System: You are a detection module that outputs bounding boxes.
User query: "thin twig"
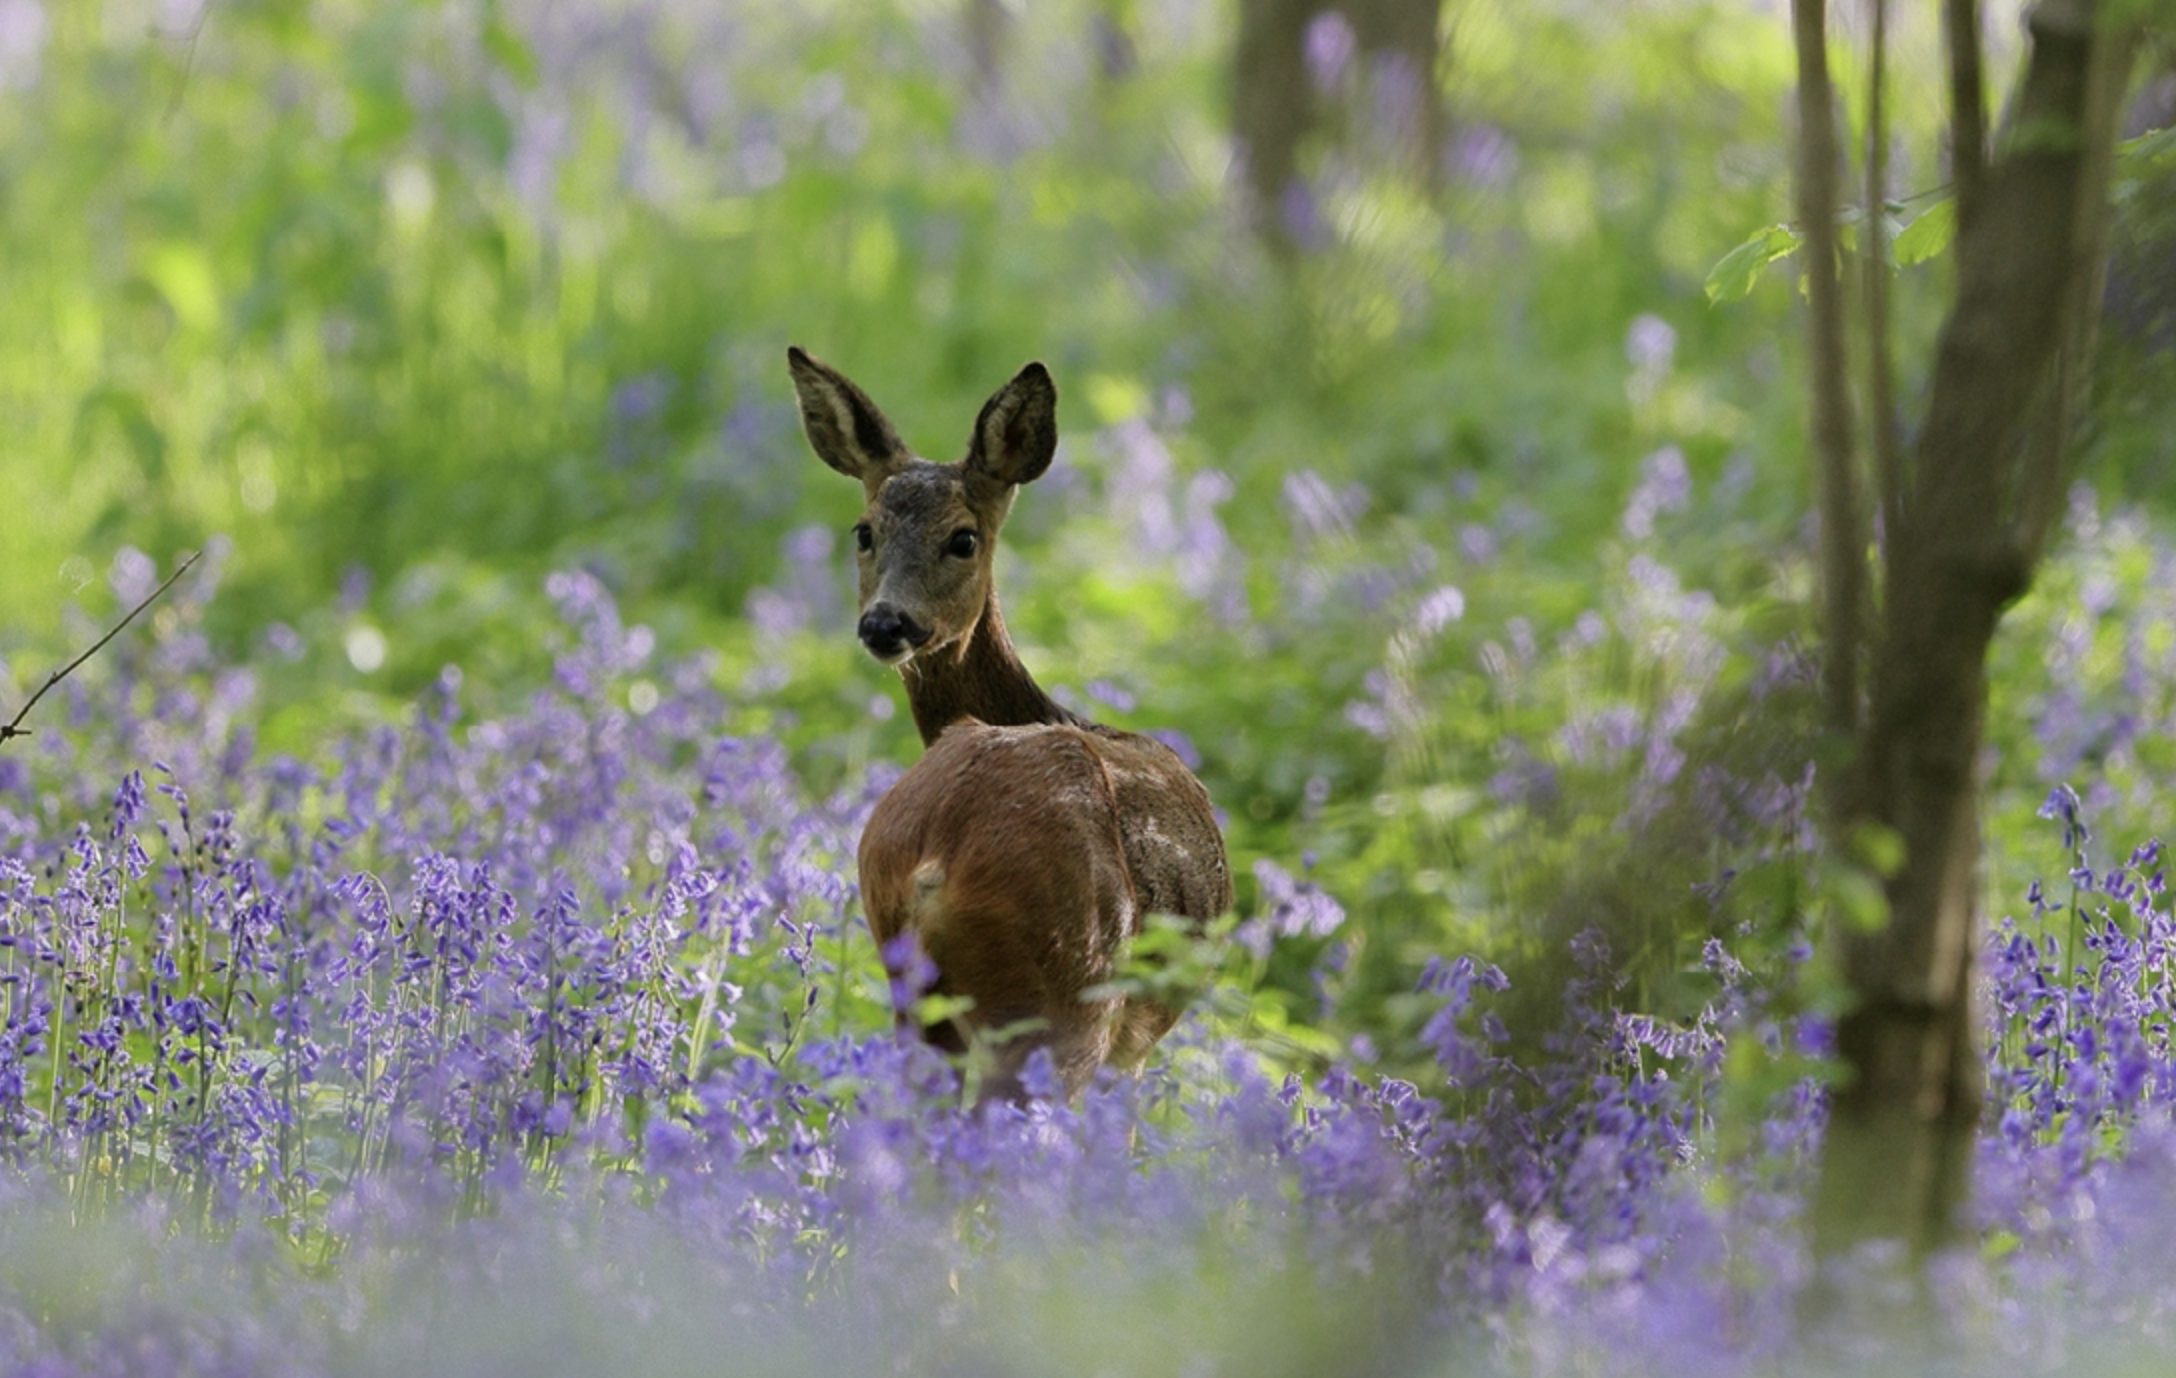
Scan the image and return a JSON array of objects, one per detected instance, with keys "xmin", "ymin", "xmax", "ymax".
[
  {"xmin": 0, "ymin": 551, "xmax": 203, "ymax": 745},
  {"xmin": 162, "ymin": 0, "xmax": 219, "ymax": 122}
]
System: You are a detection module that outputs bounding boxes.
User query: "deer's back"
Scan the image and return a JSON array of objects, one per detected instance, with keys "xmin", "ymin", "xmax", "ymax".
[{"xmin": 858, "ymin": 720, "xmax": 1230, "ymax": 965}]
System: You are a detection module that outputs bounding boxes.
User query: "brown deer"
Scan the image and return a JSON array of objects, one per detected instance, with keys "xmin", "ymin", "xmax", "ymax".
[{"xmin": 787, "ymin": 347, "xmax": 1233, "ymax": 1101}]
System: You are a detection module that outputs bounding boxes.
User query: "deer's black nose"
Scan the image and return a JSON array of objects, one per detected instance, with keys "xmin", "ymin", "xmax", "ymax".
[{"xmin": 858, "ymin": 605, "xmax": 931, "ymax": 659}]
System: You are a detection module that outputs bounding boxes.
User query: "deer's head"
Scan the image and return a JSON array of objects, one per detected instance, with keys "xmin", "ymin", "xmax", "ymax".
[{"xmin": 788, "ymin": 347, "xmax": 1057, "ymax": 666}]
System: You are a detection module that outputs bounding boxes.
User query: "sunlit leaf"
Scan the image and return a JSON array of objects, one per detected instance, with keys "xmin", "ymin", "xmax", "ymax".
[
  {"xmin": 1832, "ymin": 869, "xmax": 1890, "ymax": 934},
  {"xmin": 1893, "ymin": 199, "xmax": 1957, "ymax": 266},
  {"xmin": 2116, "ymin": 124, "xmax": 2176, "ymax": 201},
  {"xmin": 909, "ymin": 993, "xmax": 976, "ymax": 1028},
  {"xmin": 2118, "ymin": 123, "xmax": 2176, "ymax": 167},
  {"xmin": 1084, "ymin": 374, "xmax": 1150, "ymax": 425},
  {"xmin": 1704, "ymin": 224, "xmax": 1802, "ymax": 304},
  {"xmin": 140, "ymin": 244, "xmax": 221, "ymax": 333}
]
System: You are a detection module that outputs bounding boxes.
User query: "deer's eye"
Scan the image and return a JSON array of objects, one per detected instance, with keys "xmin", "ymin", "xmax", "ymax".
[
  {"xmin": 853, "ymin": 523, "xmax": 873, "ymax": 553},
  {"xmin": 945, "ymin": 529, "xmax": 979, "ymax": 559}
]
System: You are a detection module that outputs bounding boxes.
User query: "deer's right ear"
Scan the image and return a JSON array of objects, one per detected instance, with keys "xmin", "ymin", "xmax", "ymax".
[
  {"xmin": 965, "ymin": 361, "xmax": 1057, "ymax": 489},
  {"xmin": 788, "ymin": 347, "xmax": 909, "ymax": 492}
]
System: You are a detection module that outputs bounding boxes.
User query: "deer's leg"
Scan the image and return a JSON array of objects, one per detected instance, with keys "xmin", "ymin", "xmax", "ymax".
[
  {"xmin": 899, "ymin": 969, "xmax": 972, "ymax": 1056},
  {"xmin": 936, "ymin": 890, "xmax": 1128, "ymax": 1105},
  {"xmin": 974, "ymin": 1005, "xmax": 1118, "ymax": 1105},
  {"xmin": 1106, "ymin": 998, "xmax": 1182, "ymax": 1070}
]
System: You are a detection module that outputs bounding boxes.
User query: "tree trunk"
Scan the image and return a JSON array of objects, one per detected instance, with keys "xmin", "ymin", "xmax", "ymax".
[
  {"xmin": 1813, "ymin": 0, "xmax": 2130, "ymax": 1257},
  {"xmin": 1233, "ymin": 0, "xmax": 1319, "ymax": 249},
  {"xmin": 1232, "ymin": 0, "xmax": 1447, "ymax": 248},
  {"xmin": 1945, "ymin": 0, "xmax": 1988, "ymax": 229},
  {"xmin": 1347, "ymin": 0, "xmax": 1449, "ymax": 188},
  {"xmin": 1791, "ymin": 0, "xmax": 1866, "ymax": 751},
  {"xmin": 1864, "ymin": 0, "xmax": 1904, "ymax": 550}
]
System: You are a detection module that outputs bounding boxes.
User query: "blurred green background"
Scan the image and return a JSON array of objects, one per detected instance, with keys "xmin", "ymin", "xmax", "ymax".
[
  {"xmin": 3, "ymin": 0, "xmax": 1834, "ymax": 642},
  {"xmin": 5, "ymin": 0, "xmax": 2173, "ymax": 1059}
]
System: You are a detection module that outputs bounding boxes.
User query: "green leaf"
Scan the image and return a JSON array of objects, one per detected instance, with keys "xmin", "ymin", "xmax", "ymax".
[
  {"xmin": 1704, "ymin": 224, "xmax": 1803, "ymax": 304},
  {"xmin": 1893, "ymin": 199, "xmax": 1957, "ymax": 266},
  {"xmin": 1848, "ymin": 822, "xmax": 1907, "ymax": 878},
  {"xmin": 909, "ymin": 993, "xmax": 976, "ymax": 1029},
  {"xmin": 2006, "ymin": 115, "xmax": 2086, "ymax": 158},
  {"xmin": 141, "ymin": 243, "xmax": 221, "ymax": 332},
  {"xmin": 2116, "ymin": 125, "xmax": 2176, "ymax": 202},
  {"xmin": 2117, "ymin": 124, "xmax": 2176, "ymax": 169},
  {"xmin": 1831, "ymin": 868, "xmax": 1890, "ymax": 934},
  {"xmin": 1083, "ymin": 373, "xmax": 1150, "ymax": 425}
]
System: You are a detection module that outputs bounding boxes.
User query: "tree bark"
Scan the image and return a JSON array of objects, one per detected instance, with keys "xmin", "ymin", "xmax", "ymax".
[
  {"xmin": 2018, "ymin": 26, "xmax": 2133, "ymax": 563},
  {"xmin": 1347, "ymin": 0, "xmax": 1449, "ymax": 189},
  {"xmin": 1232, "ymin": 0, "xmax": 1447, "ymax": 248},
  {"xmin": 1945, "ymin": 0, "xmax": 1988, "ymax": 229},
  {"xmin": 1791, "ymin": 0, "xmax": 1867, "ymax": 748},
  {"xmin": 1233, "ymin": 0, "xmax": 1318, "ymax": 249},
  {"xmin": 1864, "ymin": 0, "xmax": 1904, "ymax": 550},
  {"xmin": 1813, "ymin": 0, "xmax": 2129, "ymax": 1257}
]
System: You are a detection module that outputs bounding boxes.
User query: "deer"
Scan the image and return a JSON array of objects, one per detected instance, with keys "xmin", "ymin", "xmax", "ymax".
[{"xmin": 787, "ymin": 346, "xmax": 1233, "ymax": 1102}]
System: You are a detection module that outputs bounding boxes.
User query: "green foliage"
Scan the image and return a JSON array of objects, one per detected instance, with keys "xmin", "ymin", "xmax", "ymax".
[
  {"xmin": 1892, "ymin": 199, "xmax": 1957, "ymax": 265},
  {"xmin": 1706, "ymin": 126, "xmax": 2176, "ymax": 290},
  {"xmin": 4, "ymin": 0, "xmax": 2169, "ymax": 1072},
  {"xmin": 1704, "ymin": 224, "xmax": 1804, "ymax": 303}
]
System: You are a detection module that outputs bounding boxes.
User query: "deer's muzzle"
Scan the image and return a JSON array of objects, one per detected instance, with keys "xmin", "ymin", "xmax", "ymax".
[{"xmin": 859, "ymin": 605, "xmax": 932, "ymax": 664}]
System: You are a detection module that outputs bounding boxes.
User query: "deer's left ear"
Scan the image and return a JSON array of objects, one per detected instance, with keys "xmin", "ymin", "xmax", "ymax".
[
  {"xmin": 788, "ymin": 346, "xmax": 910, "ymax": 495},
  {"xmin": 965, "ymin": 362, "xmax": 1057, "ymax": 488}
]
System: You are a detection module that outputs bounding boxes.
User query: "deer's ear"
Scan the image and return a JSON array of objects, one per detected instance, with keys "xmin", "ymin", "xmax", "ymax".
[
  {"xmin": 965, "ymin": 362, "xmax": 1057, "ymax": 488},
  {"xmin": 788, "ymin": 347, "xmax": 909, "ymax": 491}
]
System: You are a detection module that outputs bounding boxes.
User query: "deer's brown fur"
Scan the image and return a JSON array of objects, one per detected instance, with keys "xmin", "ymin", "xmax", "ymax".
[{"xmin": 788, "ymin": 347, "xmax": 1233, "ymax": 1100}]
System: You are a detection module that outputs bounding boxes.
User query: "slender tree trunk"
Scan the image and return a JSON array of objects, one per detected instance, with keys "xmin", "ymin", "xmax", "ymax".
[
  {"xmin": 1863, "ymin": 0, "xmax": 1904, "ymax": 549},
  {"xmin": 1791, "ymin": 0, "xmax": 1866, "ymax": 749},
  {"xmin": 1946, "ymin": 0, "xmax": 1988, "ymax": 228},
  {"xmin": 1348, "ymin": 0, "xmax": 1449, "ymax": 188},
  {"xmin": 1813, "ymin": 0, "xmax": 2130, "ymax": 1257},
  {"xmin": 1233, "ymin": 0, "xmax": 1317, "ymax": 249},
  {"xmin": 1232, "ymin": 0, "xmax": 1448, "ymax": 248},
  {"xmin": 2019, "ymin": 28, "xmax": 2133, "ymax": 561}
]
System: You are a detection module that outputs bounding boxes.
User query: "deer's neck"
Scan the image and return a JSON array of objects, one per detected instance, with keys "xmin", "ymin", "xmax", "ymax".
[{"xmin": 900, "ymin": 591, "xmax": 1079, "ymax": 746}]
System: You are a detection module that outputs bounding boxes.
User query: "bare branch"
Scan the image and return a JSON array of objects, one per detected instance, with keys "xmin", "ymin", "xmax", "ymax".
[{"xmin": 0, "ymin": 551, "xmax": 204, "ymax": 746}]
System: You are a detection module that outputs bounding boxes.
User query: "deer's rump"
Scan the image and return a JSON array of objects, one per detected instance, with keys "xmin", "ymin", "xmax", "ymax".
[
  {"xmin": 1074, "ymin": 722, "xmax": 1233, "ymax": 921},
  {"xmin": 857, "ymin": 719, "xmax": 1231, "ymax": 1085}
]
